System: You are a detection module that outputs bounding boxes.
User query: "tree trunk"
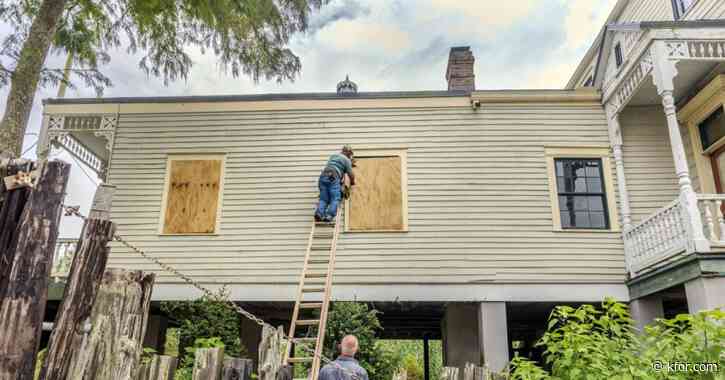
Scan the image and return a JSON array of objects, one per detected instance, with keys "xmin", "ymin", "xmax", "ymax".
[
  {"xmin": 222, "ymin": 358, "xmax": 253, "ymax": 380},
  {"xmin": 0, "ymin": 0, "xmax": 68, "ymax": 156},
  {"xmin": 0, "ymin": 160, "xmax": 71, "ymax": 380},
  {"xmin": 0, "ymin": 160, "xmax": 33, "ymax": 297},
  {"xmin": 39, "ymin": 218, "xmax": 116, "ymax": 380},
  {"xmin": 192, "ymin": 347, "xmax": 224, "ymax": 380},
  {"xmin": 67, "ymin": 268, "xmax": 155, "ymax": 380}
]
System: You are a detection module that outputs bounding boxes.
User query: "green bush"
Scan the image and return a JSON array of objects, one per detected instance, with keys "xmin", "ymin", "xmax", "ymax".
[
  {"xmin": 320, "ymin": 302, "xmax": 400, "ymax": 379},
  {"xmin": 160, "ymin": 288, "xmax": 245, "ymax": 358},
  {"xmin": 510, "ymin": 298, "xmax": 725, "ymax": 380}
]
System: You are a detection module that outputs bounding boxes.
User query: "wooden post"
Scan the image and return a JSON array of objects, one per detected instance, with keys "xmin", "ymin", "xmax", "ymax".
[
  {"xmin": 192, "ymin": 347, "xmax": 224, "ymax": 380},
  {"xmin": 423, "ymin": 337, "xmax": 430, "ymax": 380},
  {"xmin": 67, "ymin": 269, "xmax": 155, "ymax": 380},
  {"xmin": 137, "ymin": 355, "xmax": 177, "ymax": 380},
  {"xmin": 258, "ymin": 325, "xmax": 285, "ymax": 380},
  {"xmin": 222, "ymin": 358, "xmax": 253, "ymax": 380},
  {"xmin": 40, "ymin": 185, "xmax": 116, "ymax": 380},
  {"xmin": 0, "ymin": 159, "xmax": 33, "ymax": 297},
  {"xmin": 441, "ymin": 367, "xmax": 459, "ymax": 380},
  {"xmin": 0, "ymin": 160, "xmax": 70, "ymax": 380}
]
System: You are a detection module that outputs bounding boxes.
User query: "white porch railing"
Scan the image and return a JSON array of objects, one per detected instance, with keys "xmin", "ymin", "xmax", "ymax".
[
  {"xmin": 624, "ymin": 198, "xmax": 689, "ymax": 275},
  {"xmin": 624, "ymin": 193, "xmax": 725, "ymax": 276},
  {"xmin": 697, "ymin": 194, "xmax": 725, "ymax": 245},
  {"xmin": 51, "ymin": 238, "xmax": 78, "ymax": 279}
]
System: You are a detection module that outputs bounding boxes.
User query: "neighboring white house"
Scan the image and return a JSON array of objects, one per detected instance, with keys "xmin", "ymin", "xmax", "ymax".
[{"xmin": 40, "ymin": 0, "xmax": 725, "ymax": 374}]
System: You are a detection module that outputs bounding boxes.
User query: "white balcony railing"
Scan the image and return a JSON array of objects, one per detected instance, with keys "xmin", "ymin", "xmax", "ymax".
[
  {"xmin": 624, "ymin": 193, "xmax": 725, "ymax": 277},
  {"xmin": 624, "ymin": 198, "xmax": 689, "ymax": 275},
  {"xmin": 51, "ymin": 238, "xmax": 78, "ymax": 279}
]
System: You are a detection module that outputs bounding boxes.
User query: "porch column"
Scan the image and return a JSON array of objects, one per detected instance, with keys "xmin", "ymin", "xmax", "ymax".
[
  {"xmin": 685, "ymin": 277, "xmax": 725, "ymax": 313},
  {"xmin": 605, "ymin": 103, "xmax": 632, "ymax": 230},
  {"xmin": 650, "ymin": 41, "xmax": 709, "ymax": 251},
  {"xmin": 629, "ymin": 295, "xmax": 663, "ymax": 333},
  {"xmin": 478, "ymin": 302, "xmax": 509, "ymax": 373}
]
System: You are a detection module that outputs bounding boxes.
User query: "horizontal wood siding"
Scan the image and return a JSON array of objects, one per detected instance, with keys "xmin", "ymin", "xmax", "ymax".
[
  {"xmin": 685, "ymin": 0, "xmax": 725, "ymax": 19},
  {"xmin": 617, "ymin": 0, "xmax": 674, "ymax": 22},
  {"xmin": 105, "ymin": 102, "xmax": 625, "ymax": 286},
  {"xmin": 620, "ymin": 106, "xmax": 700, "ymax": 225}
]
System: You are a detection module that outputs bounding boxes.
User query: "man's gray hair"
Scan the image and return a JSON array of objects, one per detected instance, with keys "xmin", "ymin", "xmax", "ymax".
[{"xmin": 340, "ymin": 335, "xmax": 359, "ymax": 356}]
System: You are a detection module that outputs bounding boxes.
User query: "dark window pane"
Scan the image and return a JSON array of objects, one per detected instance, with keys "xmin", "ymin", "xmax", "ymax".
[
  {"xmin": 587, "ymin": 178, "xmax": 602, "ymax": 193},
  {"xmin": 559, "ymin": 196, "xmax": 571, "ymax": 211},
  {"xmin": 555, "ymin": 161, "xmax": 563, "ymax": 173},
  {"xmin": 560, "ymin": 211, "xmax": 571, "ymax": 228},
  {"xmin": 574, "ymin": 211, "xmax": 590, "ymax": 228},
  {"xmin": 574, "ymin": 196, "xmax": 589, "ymax": 211},
  {"xmin": 585, "ymin": 162, "xmax": 600, "ymax": 177},
  {"xmin": 557, "ymin": 176, "xmax": 566, "ymax": 192},
  {"xmin": 575, "ymin": 178, "xmax": 587, "ymax": 192},
  {"xmin": 574, "ymin": 165, "xmax": 586, "ymax": 178},
  {"xmin": 590, "ymin": 212, "xmax": 606, "ymax": 228},
  {"xmin": 698, "ymin": 107, "xmax": 725, "ymax": 150},
  {"xmin": 588, "ymin": 196, "xmax": 604, "ymax": 211}
]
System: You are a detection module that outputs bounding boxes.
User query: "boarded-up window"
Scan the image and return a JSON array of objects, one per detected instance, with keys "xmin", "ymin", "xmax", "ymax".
[
  {"xmin": 162, "ymin": 157, "xmax": 223, "ymax": 234},
  {"xmin": 347, "ymin": 155, "xmax": 406, "ymax": 231}
]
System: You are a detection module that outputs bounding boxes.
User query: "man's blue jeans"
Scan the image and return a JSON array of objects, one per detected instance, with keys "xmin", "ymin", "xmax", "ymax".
[{"xmin": 316, "ymin": 175, "xmax": 341, "ymax": 221}]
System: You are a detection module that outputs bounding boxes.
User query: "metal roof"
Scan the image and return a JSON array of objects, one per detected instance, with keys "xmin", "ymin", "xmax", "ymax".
[{"xmin": 43, "ymin": 90, "xmax": 469, "ymax": 105}]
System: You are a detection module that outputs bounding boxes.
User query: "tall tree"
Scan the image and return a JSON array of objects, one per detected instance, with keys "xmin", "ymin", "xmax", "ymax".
[{"xmin": 0, "ymin": 0, "xmax": 325, "ymax": 156}]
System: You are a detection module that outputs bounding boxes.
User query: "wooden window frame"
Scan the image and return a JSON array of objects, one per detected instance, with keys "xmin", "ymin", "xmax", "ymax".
[
  {"xmin": 158, "ymin": 154, "xmax": 226, "ymax": 236},
  {"xmin": 672, "ymin": 0, "xmax": 694, "ymax": 20},
  {"xmin": 680, "ymin": 75, "xmax": 725, "ymax": 195},
  {"xmin": 344, "ymin": 149, "xmax": 408, "ymax": 233},
  {"xmin": 545, "ymin": 147, "xmax": 620, "ymax": 232}
]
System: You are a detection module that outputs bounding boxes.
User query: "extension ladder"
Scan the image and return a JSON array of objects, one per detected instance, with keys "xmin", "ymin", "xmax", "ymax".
[{"xmin": 284, "ymin": 205, "xmax": 343, "ymax": 379}]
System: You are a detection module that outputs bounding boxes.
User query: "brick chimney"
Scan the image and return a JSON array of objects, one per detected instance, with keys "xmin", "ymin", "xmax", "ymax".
[{"xmin": 445, "ymin": 46, "xmax": 475, "ymax": 92}]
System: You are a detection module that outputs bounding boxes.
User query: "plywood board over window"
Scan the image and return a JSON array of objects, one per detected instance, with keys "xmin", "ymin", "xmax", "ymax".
[
  {"xmin": 346, "ymin": 150, "xmax": 408, "ymax": 232},
  {"xmin": 160, "ymin": 155, "xmax": 225, "ymax": 235}
]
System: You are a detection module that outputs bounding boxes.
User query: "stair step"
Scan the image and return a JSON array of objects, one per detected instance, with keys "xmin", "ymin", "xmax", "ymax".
[
  {"xmin": 315, "ymin": 222, "xmax": 335, "ymax": 227},
  {"xmin": 296, "ymin": 319, "xmax": 320, "ymax": 326},
  {"xmin": 288, "ymin": 357, "xmax": 314, "ymax": 363},
  {"xmin": 299, "ymin": 303, "xmax": 323, "ymax": 309},
  {"xmin": 302, "ymin": 287, "xmax": 325, "ymax": 293},
  {"xmin": 305, "ymin": 272, "xmax": 328, "ymax": 278},
  {"xmin": 310, "ymin": 246, "xmax": 330, "ymax": 251}
]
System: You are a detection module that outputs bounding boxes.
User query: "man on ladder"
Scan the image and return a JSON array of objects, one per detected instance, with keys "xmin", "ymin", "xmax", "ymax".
[{"xmin": 315, "ymin": 145, "xmax": 356, "ymax": 222}]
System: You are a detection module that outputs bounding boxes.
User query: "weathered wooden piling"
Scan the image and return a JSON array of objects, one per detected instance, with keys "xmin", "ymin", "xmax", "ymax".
[
  {"xmin": 40, "ymin": 185, "xmax": 116, "ymax": 380},
  {"xmin": 192, "ymin": 347, "xmax": 224, "ymax": 380},
  {"xmin": 0, "ymin": 160, "xmax": 70, "ymax": 380},
  {"xmin": 222, "ymin": 358, "xmax": 253, "ymax": 380},
  {"xmin": 66, "ymin": 268, "xmax": 155, "ymax": 380}
]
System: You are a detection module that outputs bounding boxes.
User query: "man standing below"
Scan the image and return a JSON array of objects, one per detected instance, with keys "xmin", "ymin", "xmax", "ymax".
[
  {"xmin": 318, "ymin": 335, "xmax": 369, "ymax": 380},
  {"xmin": 315, "ymin": 145, "xmax": 356, "ymax": 222}
]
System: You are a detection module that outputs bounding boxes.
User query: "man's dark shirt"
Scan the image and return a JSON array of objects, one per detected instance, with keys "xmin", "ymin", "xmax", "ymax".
[{"xmin": 317, "ymin": 356, "xmax": 369, "ymax": 380}]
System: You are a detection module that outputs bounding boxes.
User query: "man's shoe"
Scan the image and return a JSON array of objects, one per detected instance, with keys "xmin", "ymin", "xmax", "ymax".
[{"xmin": 314, "ymin": 214, "xmax": 322, "ymax": 222}]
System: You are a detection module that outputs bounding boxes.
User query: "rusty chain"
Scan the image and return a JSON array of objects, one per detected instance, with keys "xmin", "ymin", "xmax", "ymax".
[{"xmin": 62, "ymin": 205, "xmax": 361, "ymax": 380}]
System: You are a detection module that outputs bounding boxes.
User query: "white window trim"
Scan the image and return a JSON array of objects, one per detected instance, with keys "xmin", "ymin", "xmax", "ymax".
[
  {"xmin": 344, "ymin": 148, "xmax": 409, "ymax": 233},
  {"xmin": 158, "ymin": 154, "xmax": 226, "ymax": 236},
  {"xmin": 545, "ymin": 147, "xmax": 620, "ymax": 232}
]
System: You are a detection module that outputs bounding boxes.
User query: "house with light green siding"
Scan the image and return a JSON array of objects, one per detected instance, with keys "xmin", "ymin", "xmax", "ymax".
[{"xmin": 41, "ymin": 0, "xmax": 725, "ymax": 374}]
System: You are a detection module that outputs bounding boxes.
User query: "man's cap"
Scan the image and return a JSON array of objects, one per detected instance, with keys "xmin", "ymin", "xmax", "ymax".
[{"xmin": 342, "ymin": 145, "xmax": 353, "ymax": 153}]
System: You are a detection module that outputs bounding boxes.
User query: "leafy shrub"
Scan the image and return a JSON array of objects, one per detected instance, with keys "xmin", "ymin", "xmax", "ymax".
[
  {"xmin": 510, "ymin": 298, "xmax": 725, "ymax": 380},
  {"xmin": 322, "ymin": 302, "xmax": 400, "ymax": 379},
  {"xmin": 160, "ymin": 288, "xmax": 245, "ymax": 358}
]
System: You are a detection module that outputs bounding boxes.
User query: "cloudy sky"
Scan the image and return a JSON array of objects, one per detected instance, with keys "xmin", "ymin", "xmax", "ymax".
[{"xmin": 2, "ymin": 0, "xmax": 617, "ymax": 237}]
